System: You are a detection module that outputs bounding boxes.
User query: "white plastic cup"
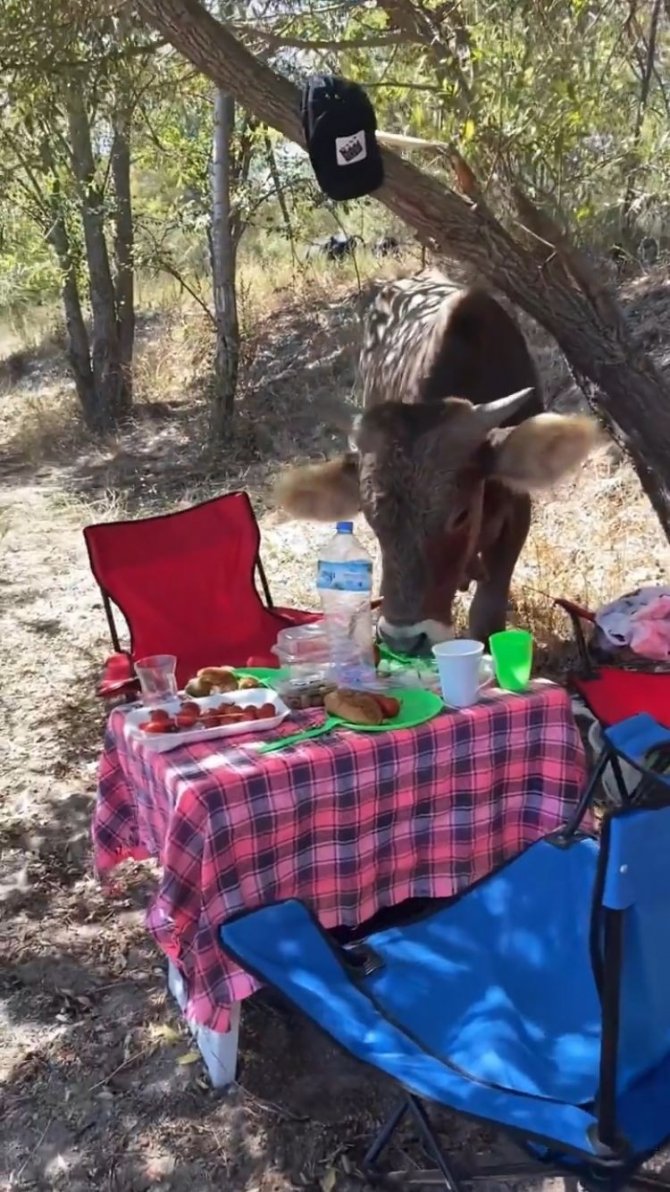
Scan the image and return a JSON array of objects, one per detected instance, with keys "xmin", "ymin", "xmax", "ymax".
[
  {"xmin": 134, "ymin": 654, "xmax": 178, "ymax": 705},
  {"xmin": 432, "ymin": 639, "xmax": 485, "ymax": 708}
]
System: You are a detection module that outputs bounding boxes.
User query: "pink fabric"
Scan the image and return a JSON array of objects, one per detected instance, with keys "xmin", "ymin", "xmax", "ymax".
[
  {"xmin": 629, "ymin": 595, "xmax": 670, "ymax": 661},
  {"xmin": 596, "ymin": 586, "xmax": 670, "ymax": 661},
  {"xmin": 92, "ymin": 681, "xmax": 587, "ymax": 1033}
]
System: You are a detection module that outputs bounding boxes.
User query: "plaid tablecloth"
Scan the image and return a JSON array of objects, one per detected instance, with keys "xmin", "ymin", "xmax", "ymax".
[{"xmin": 93, "ymin": 680, "xmax": 587, "ymax": 1032}]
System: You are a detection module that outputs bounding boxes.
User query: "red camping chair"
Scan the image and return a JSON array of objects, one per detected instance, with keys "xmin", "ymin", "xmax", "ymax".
[
  {"xmin": 84, "ymin": 491, "xmax": 320, "ymax": 698},
  {"xmin": 556, "ymin": 597, "xmax": 670, "ymax": 728}
]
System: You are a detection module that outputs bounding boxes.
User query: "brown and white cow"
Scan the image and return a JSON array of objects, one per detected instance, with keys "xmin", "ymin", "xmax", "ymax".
[{"xmin": 277, "ymin": 271, "xmax": 599, "ymax": 656}]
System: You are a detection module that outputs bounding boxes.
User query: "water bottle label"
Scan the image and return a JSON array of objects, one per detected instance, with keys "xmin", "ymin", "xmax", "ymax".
[{"xmin": 317, "ymin": 559, "xmax": 372, "ymax": 592}]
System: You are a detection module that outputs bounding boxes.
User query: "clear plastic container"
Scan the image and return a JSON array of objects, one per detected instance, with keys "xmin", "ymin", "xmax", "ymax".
[{"xmin": 271, "ymin": 623, "xmax": 332, "ymax": 683}]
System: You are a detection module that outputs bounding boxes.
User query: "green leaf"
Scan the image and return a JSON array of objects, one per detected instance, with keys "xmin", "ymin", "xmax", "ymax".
[{"xmin": 177, "ymin": 1050, "xmax": 201, "ymax": 1066}]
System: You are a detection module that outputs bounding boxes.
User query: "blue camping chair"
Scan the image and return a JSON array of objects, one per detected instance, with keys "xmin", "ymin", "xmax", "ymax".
[{"xmin": 221, "ymin": 713, "xmax": 670, "ymax": 1192}]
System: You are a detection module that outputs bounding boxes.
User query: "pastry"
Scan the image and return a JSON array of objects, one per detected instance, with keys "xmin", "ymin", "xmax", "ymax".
[
  {"xmin": 185, "ymin": 675, "xmax": 213, "ymax": 697},
  {"xmin": 197, "ymin": 666, "xmax": 239, "ymax": 692},
  {"xmin": 325, "ymin": 688, "xmax": 384, "ymax": 726},
  {"xmin": 238, "ymin": 676, "xmax": 263, "ymax": 689}
]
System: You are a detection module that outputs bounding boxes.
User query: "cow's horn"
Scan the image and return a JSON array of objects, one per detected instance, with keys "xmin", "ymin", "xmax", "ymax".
[{"xmin": 473, "ymin": 388, "xmax": 534, "ymax": 431}]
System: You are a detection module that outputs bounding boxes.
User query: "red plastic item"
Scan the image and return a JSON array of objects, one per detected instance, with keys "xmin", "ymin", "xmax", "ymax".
[
  {"xmin": 84, "ymin": 491, "xmax": 320, "ymax": 694},
  {"xmin": 556, "ymin": 598, "xmax": 670, "ymax": 728},
  {"xmin": 572, "ymin": 667, "xmax": 670, "ymax": 729}
]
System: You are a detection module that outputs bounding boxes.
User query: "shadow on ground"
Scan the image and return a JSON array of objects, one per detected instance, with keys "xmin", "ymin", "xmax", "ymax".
[
  {"xmin": 0, "ymin": 291, "xmax": 360, "ymax": 525},
  {"xmin": 1, "ymin": 919, "xmax": 402, "ymax": 1192}
]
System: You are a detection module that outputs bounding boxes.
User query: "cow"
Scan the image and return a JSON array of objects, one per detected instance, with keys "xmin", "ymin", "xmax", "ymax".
[
  {"xmin": 372, "ymin": 234, "xmax": 402, "ymax": 259},
  {"xmin": 306, "ymin": 233, "xmax": 363, "ymax": 263},
  {"xmin": 276, "ymin": 272, "xmax": 599, "ymax": 656}
]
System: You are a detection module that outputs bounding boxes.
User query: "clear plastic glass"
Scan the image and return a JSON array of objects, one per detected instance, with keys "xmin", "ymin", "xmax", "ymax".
[{"xmin": 134, "ymin": 654, "xmax": 178, "ymax": 704}]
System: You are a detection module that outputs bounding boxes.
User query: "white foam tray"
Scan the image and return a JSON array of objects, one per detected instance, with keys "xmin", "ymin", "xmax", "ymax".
[{"xmin": 123, "ymin": 687, "xmax": 290, "ymax": 753}]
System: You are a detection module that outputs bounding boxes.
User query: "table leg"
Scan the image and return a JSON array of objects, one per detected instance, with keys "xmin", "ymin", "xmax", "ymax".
[{"xmin": 167, "ymin": 961, "xmax": 240, "ymax": 1088}]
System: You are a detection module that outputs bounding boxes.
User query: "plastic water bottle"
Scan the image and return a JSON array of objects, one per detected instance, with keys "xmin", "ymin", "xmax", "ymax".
[{"xmin": 317, "ymin": 521, "xmax": 376, "ymax": 687}]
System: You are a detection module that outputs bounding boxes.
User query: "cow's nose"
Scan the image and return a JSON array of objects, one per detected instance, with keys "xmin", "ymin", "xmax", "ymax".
[{"xmin": 377, "ymin": 623, "xmax": 433, "ymax": 658}]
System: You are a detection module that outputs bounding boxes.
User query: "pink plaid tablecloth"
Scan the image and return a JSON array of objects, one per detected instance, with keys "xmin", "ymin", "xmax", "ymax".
[{"xmin": 93, "ymin": 680, "xmax": 587, "ymax": 1032}]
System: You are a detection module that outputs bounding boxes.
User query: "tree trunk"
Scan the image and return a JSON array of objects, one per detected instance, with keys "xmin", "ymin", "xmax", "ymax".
[
  {"xmin": 39, "ymin": 144, "xmax": 97, "ymax": 426},
  {"xmin": 46, "ymin": 209, "xmax": 97, "ymax": 424},
  {"xmin": 622, "ymin": 0, "xmax": 663, "ymax": 240},
  {"xmin": 135, "ymin": 0, "xmax": 670, "ymax": 538},
  {"xmin": 264, "ymin": 132, "xmax": 298, "ymax": 266},
  {"xmin": 210, "ymin": 85, "xmax": 239, "ymax": 438},
  {"xmin": 67, "ymin": 83, "xmax": 130, "ymax": 430},
  {"xmin": 111, "ymin": 108, "xmax": 135, "ymax": 397}
]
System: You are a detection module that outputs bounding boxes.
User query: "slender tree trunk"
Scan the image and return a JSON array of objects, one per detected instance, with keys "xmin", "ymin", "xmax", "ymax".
[
  {"xmin": 38, "ymin": 143, "xmax": 97, "ymax": 425},
  {"xmin": 67, "ymin": 83, "xmax": 130, "ymax": 430},
  {"xmin": 210, "ymin": 85, "xmax": 239, "ymax": 438},
  {"xmin": 136, "ymin": 0, "xmax": 670, "ymax": 539},
  {"xmin": 47, "ymin": 211, "xmax": 97, "ymax": 424},
  {"xmin": 264, "ymin": 132, "xmax": 297, "ymax": 266},
  {"xmin": 622, "ymin": 0, "xmax": 663, "ymax": 240},
  {"xmin": 111, "ymin": 108, "xmax": 135, "ymax": 397}
]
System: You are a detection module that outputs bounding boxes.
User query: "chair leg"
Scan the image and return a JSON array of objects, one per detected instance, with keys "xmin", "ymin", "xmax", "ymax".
[
  {"xmin": 365, "ymin": 1098, "xmax": 463, "ymax": 1189},
  {"xmin": 364, "ymin": 1099, "xmax": 410, "ymax": 1170},
  {"xmin": 406, "ymin": 1097, "xmax": 466, "ymax": 1192},
  {"xmin": 365, "ymin": 1100, "xmax": 575, "ymax": 1191},
  {"xmin": 609, "ymin": 750, "xmax": 637, "ymax": 806},
  {"xmin": 101, "ymin": 590, "xmax": 122, "ymax": 654},
  {"xmin": 629, "ymin": 1175, "xmax": 670, "ymax": 1190},
  {"xmin": 558, "ymin": 748, "xmax": 612, "ymax": 841},
  {"xmin": 464, "ymin": 1161, "xmax": 562, "ymax": 1182}
]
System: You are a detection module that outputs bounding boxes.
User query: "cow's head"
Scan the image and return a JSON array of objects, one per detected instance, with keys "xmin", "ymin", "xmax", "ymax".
[{"xmin": 277, "ymin": 390, "xmax": 599, "ymax": 651}]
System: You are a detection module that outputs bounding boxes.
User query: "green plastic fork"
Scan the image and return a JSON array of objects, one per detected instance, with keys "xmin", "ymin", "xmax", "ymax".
[{"xmin": 258, "ymin": 716, "xmax": 340, "ymax": 754}]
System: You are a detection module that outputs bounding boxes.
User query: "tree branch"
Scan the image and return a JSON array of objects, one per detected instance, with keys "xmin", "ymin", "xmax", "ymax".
[
  {"xmin": 150, "ymin": 249, "xmax": 215, "ymax": 322},
  {"xmin": 234, "ymin": 24, "xmax": 408, "ymax": 50},
  {"xmin": 374, "ymin": 0, "xmax": 473, "ymax": 112}
]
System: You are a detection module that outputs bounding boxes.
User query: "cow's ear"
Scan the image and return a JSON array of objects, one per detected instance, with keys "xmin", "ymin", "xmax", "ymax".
[
  {"xmin": 275, "ymin": 455, "xmax": 361, "ymax": 521},
  {"xmin": 489, "ymin": 413, "xmax": 601, "ymax": 491}
]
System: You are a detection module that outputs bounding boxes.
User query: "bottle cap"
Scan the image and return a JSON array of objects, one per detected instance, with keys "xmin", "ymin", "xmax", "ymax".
[{"xmin": 336, "ymin": 521, "xmax": 353, "ymax": 533}]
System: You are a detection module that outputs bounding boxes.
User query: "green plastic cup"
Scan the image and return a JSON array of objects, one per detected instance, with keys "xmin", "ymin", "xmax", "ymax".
[{"xmin": 489, "ymin": 629, "xmax": 533, "ymax": 692}]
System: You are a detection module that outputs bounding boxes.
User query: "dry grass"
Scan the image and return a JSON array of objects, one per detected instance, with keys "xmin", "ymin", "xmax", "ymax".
[
  {"xmin": 516, "ymin": 456, "xmax": 670, "ymax": 666},
  {"xmin": 0, "ymin": 302, "xmax": 63, "ymax": 360},
  {"xmin": 0, "ymin": 386, "xmax": 103, "ymax": 467},
  {"xmin": 0, "ymin": 253, "xmax": 406, "ymax": 471}
]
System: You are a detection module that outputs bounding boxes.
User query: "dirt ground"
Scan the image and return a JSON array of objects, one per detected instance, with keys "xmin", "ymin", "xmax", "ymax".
[{"xmin": 2, "ymin": 270, "xmax": 670, "ymax": 1190}]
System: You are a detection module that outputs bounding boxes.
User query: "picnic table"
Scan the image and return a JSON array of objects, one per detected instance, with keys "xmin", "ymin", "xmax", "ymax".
[{"xmin": 93, "ymin": 678, "xmax": 587, "ymax": 1086}]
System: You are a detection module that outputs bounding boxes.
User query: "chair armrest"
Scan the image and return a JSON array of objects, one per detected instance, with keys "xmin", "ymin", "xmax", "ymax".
[
  {"xmin": 554, "ymin": 598, "xmax": 596, "ymax": 623},
  {"xmin": 98, "ymin": 652, "xmax": 139, "ymax": 700}
]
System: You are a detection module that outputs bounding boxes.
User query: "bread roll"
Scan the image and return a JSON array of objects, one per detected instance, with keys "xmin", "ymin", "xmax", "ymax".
[
  {"xmin": 197, "ymin": 666, "xmax": 239, "ymax": 692},
  {"xmin": 325, "ymin": 688, "xmax": 384, "ymax": 726}
]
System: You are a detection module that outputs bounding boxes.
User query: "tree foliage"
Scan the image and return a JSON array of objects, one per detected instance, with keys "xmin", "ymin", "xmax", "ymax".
[
  {"xmin": 233, "ymin": 0, "xmax": 670, "ymax": 249},
  {"xmin": 2, "ymin": 0, "xmax": 670, "ymax": 432}
]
